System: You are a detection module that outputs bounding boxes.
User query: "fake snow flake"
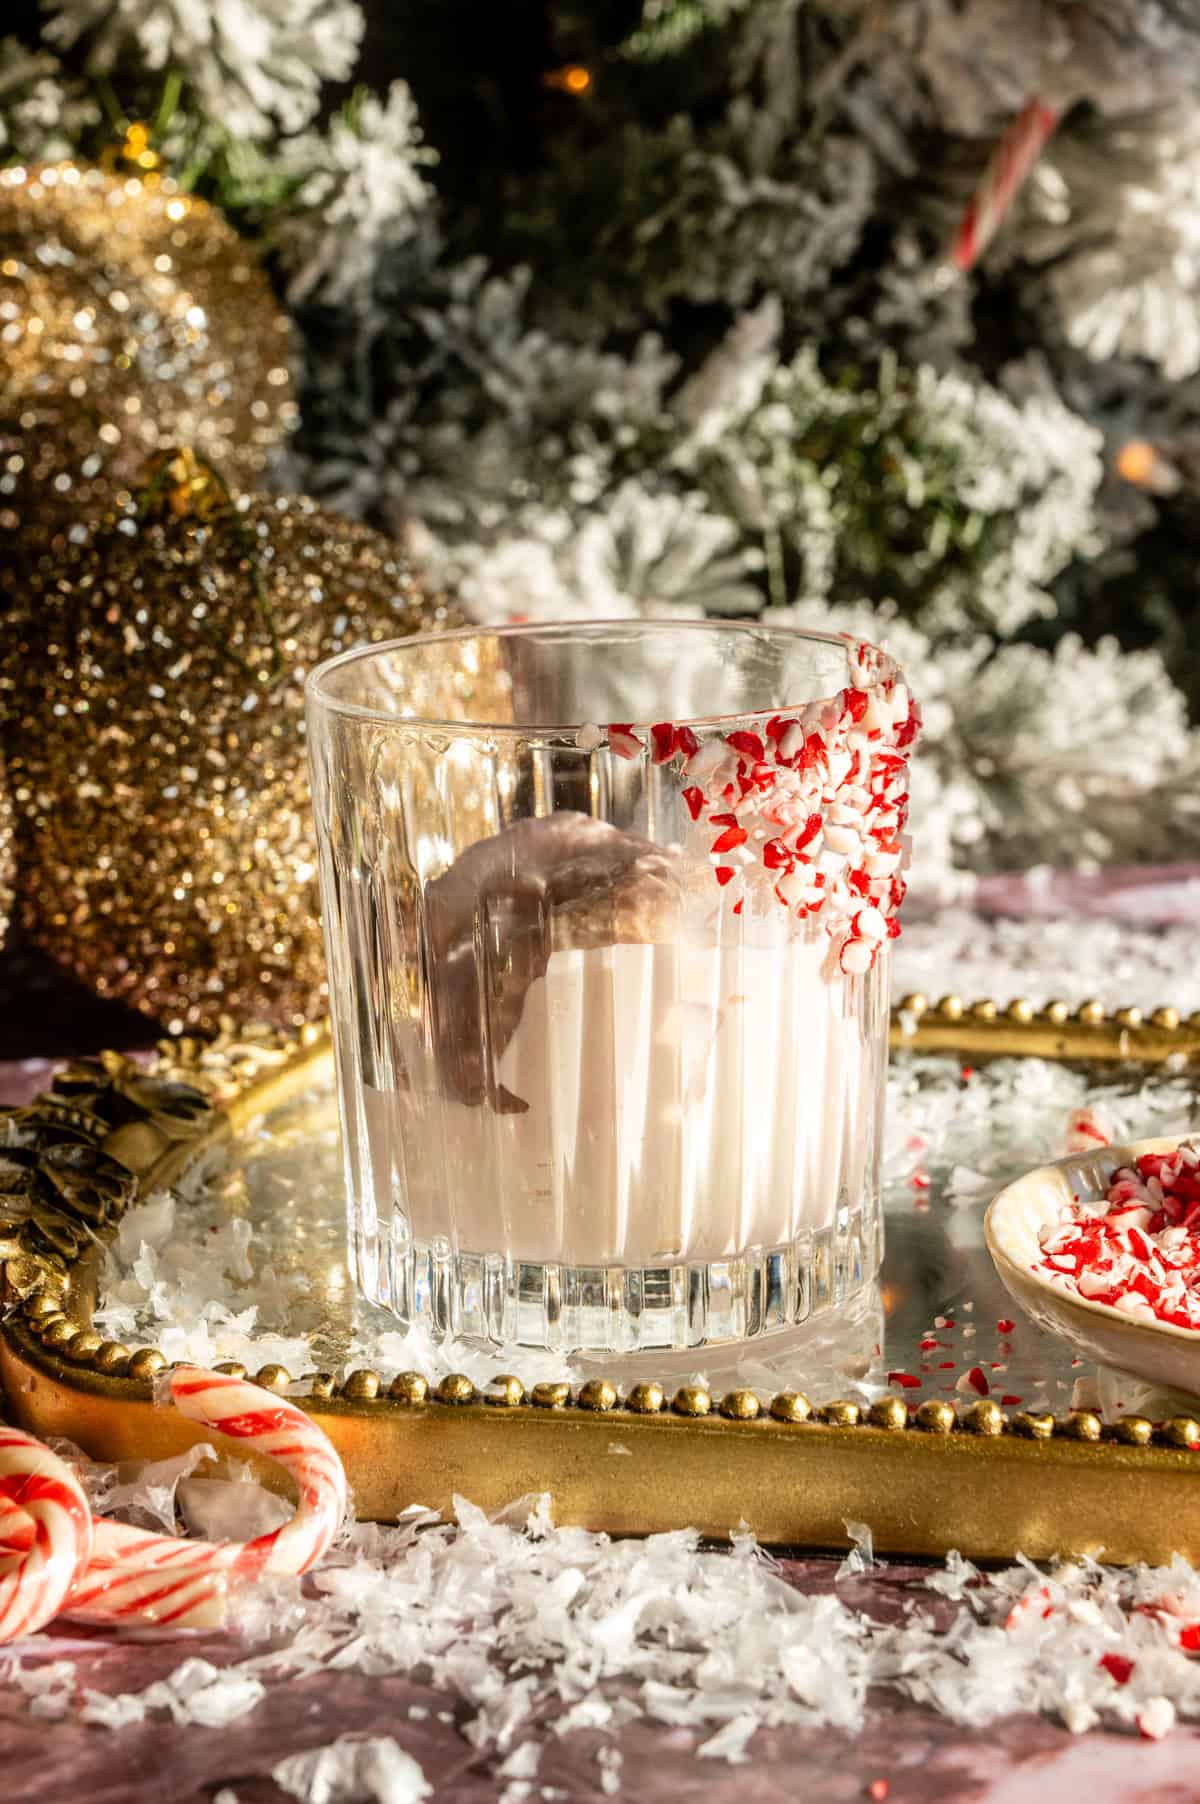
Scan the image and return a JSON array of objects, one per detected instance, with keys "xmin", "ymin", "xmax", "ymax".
[
  {"xmin": 79, "ymin": 1690, "xmax": 146, "ymax": 1731},
  {"xmin": 696, "ymin": 1714, "xmax": 758, "ymax": 1763},
  {"xmin": 924, "ymin": 1552, "xmax": 980, "ymax": 1601},
  {"xmin": 836, "ymin": 1521, "xmax": 875, "ymax": 1581},
  {"xmin": 597, "ymin": 1748, "xmax": 623, "ymax": 1795},
  {"xmin": 554, "ymin": 1698, "xmax": 614, "ymax": 1736},
  {"xmin": 498, "ymin": 1745, "xmax": 542, "ymax": 1780},
  {"xmin": 273, "ymin": 1736, "xmax": 432, "ymax": 1804},
  {"xmin": 83, "ymin": 1660, "xmax": 268, "ymax": 1732},
  {"xmin": 2, "ymin": 1659, "xmax": 76, "ymax": 1721},
  {"xmin": 1138, "ymin": 1697, "xmax": 1176, "ymax": 1740},
  {"xmin": 946, "ymin": 1166, "xmax": 993, "ymax": 1206}
]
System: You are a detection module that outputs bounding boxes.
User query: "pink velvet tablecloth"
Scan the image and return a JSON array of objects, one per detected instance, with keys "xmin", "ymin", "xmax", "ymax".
[
  {"xmin": 11, "ymin": 1571, "xmax": 1200, "ymax": 1804},
  {"xmin": 4, "ymin": 875, "xmax": 1200, "ymax": 1803}
]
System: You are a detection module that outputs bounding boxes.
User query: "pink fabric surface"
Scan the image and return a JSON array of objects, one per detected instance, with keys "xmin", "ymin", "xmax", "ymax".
[
  {"xmin": 0, "ymin": 1058, "xmax": 60, "ymax": 1108},
  {"xmin": 972, "ymin": 862, "xmax": 1200, "ymax": 927},
  {"xmin": 5, "ymin": 1571, "xmax": 1200, "ymax": 1803},
  {"xmin": 2, "ymin": 866, "xmax": 1197, "ymax": 1800}
]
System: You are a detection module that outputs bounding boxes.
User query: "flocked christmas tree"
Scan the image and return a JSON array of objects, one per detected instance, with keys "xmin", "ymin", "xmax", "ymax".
[{"xmin": 4, "ymin": 0, "xmax": 1200, "ymax": 891}]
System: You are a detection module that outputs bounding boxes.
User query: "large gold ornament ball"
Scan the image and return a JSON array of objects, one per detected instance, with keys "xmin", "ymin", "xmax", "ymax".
[
  {"xmin": 0, "ymin": 161, "xmax": 296, "ymax": 585},
  {"xmin": 2, "ymin": 486, "xmax": 459, "ymax": 1031}
]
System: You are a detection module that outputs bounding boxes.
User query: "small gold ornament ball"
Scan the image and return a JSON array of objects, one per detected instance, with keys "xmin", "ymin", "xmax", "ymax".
[
  {"xmin": 0, "ymin": 161, "xmax": 296, "ymax": 582},
  {"xmin": 3, "ymin": 479, "xmax": 459, "ymax": 1031}
]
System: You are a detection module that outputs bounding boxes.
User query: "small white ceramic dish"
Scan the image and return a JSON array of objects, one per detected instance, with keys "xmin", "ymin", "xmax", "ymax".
[{"xmin": 985, "ymin": 1134, "xmax": 1200, "ymax": 1402}]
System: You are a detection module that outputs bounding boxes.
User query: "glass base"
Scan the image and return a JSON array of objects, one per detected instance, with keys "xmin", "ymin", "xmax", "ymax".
[{"xmin": 353, "ymin": 1205, "xmax": 881, "ymax": 1353}]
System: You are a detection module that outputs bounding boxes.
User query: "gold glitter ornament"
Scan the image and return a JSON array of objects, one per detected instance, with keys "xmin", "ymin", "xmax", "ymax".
[
  {"xmin": 3, "ymin": 474, "xmax": 459, "ymax": 1031},
  {"xmin": 0, "ymin": 161, "xmax": 296, "ymax": 590}
]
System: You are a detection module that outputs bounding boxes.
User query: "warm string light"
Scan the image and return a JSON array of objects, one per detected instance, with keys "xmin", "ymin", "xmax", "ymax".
[
  {"xmin": 1115, "ymin": 438, "xmax": 1182, "ymax": 496},
  {"xmin": 541, "ymin": 65, "xmax": 592, "ymax": 96},
  {"xmin": 120, "ymin": 121, "xmax": 160, "ymax": 172},
  {"xmin": 1116, "ymin": 439, "xmax": 1157, "ymax": 486}
]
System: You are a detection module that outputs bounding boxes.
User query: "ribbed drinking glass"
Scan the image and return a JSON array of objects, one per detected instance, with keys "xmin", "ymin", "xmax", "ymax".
[{"xmin": 306, "ymin": 619, "xmax": 917, "ymax": 1352}]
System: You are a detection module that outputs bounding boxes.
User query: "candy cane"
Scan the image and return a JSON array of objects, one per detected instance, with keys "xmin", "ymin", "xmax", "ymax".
[
  {"xmin": 63, "ymin": 1366, "xmax": 348, "ymax": 1629},
  {"xmin": 951, "ymin": 98, "xmax": 1061, "ymax": 271},
  {"xmin": 0, "ymin": 1425, "xmax": 92, "ymax": 1642}
]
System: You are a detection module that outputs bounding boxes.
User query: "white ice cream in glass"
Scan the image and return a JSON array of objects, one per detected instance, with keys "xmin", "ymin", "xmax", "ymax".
[{"xmin": 306, "ymin": 620, "xmax": 918, "ymax": 1352}]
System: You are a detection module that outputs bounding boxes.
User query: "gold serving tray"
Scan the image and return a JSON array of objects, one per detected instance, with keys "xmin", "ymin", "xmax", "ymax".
[{"xmin": 4, "ymin": 995, "xmax": 1200, "ymax": 1566}]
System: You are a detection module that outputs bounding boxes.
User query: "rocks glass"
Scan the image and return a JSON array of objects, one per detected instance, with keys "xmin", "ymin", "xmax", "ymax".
[{"xmin": 306, "ymin": 620, "xmax": 917, "ymax": 1352}]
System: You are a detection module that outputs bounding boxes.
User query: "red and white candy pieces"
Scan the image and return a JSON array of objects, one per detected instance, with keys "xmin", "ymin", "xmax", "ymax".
[
  {"xmin": 616, "ymin": 635, "xmax": 918, "ymax": 972},
  {"xmin": 1035, "ymin": 1142, "xmax": 1200, "ymax": 1332}
]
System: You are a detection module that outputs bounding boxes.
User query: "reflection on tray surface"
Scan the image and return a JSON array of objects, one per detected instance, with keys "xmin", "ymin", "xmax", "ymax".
[{"xmin": 93, "ymin": 1053, "xmax": 1200, "ymax": 1415}]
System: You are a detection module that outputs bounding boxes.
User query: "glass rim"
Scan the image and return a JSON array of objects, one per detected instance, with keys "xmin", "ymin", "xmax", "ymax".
[{"xmin": 305, "ymin": 616, "xmax": 898, "ymax": 736}]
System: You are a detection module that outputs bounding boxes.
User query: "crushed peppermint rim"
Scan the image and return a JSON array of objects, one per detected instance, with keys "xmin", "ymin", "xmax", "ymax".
[
  {"xmin": 1033, "ymin": 1141, "xmax": 1200, "ymax": 1332},
  {"xmin": 600, "ymin": 635, "xmax": 917, "ymax": 974}
]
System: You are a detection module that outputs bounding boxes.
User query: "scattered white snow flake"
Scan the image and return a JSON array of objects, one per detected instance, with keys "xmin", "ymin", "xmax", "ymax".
[
  {"xmin": 4, "ymin": 1660, "xmax": 76, "ymax": 1721},
  {"xmin": 273, "ymin": 1735, "xmax": 432, "ymax": 1804},
  {"xmin": 498, "ymin": 1744, "xmax": 542, "ymax": 1780},
  {"xmin": 79, "ymin": 1440, "xmax": 219, "ymax": 1531},
  {"xmin": 946, "ymin": 1165, "xmax": 994, "ymax": 1206},
  {"xmin": 553, "ymin": 1698, "xmax": 613, "ymax": 1736},
  {"xmin": 925, "ymin": 1552, "xmax": 980, "ymax": 1601},
  {"xmin": 597, "ymin": 1747, "xmax": 623, "ymax": 1796},
  {"xmin": 82, "ymin": 1660, "xmax": 265, "ymax": 1732},
  {"xmin": 1138, "ymin": 1697, "xmax": 1176, "ymax": 1740},
  {"xmin": 696, "ymin": 1715, "xmax": 758, "ymax": 1763},
  {"xmin": 79, "ymin": 1688, "xmax": 150, "ymax": 1730},
  {"xmin": 836, "ymin": 1520, "xmax": 875, "ymax": 1580},
  {"xmin": 179, "ymin": 1672, "xmax": 267, "ymax": 1729}
]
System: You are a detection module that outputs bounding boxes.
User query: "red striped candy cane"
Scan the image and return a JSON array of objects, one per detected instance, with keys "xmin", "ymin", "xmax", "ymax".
[
  {"xmin": 64, "ymin": 1366, "xmax": 348, "ymax": 1629},
  {"xmin": 0, "ymin": 1425, "xmax": 92, "ymax": 1642},
  {"xmin": 951, "ymin": 97, "xmax": 1061, "ymax": 271}
]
